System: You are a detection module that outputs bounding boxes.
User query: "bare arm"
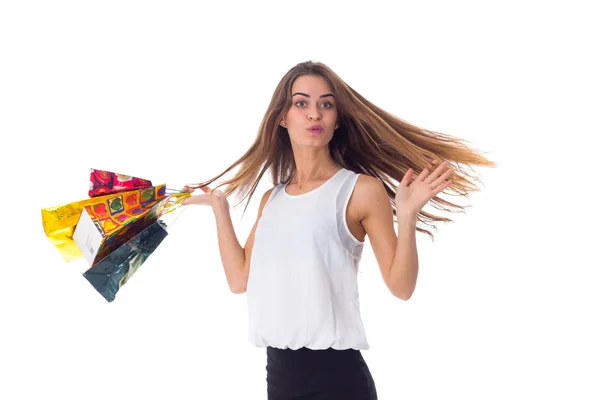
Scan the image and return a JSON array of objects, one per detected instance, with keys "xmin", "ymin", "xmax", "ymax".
[
  {"xmin": 209, "ymin": 198, "xmax": 245, "ymax": 293},
  {"xmin": 193, "ymin": 188, "xmax": 273, "ymax": 294},
  {"xmin": 352, "ymin": 175, "xmax": 417, "ymax": 300},
  {"xmin": 358, "ymin": 162, "xmax": 452, "ymax": 300}
]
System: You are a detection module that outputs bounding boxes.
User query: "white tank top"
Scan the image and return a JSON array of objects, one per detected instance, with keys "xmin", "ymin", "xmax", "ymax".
[{"xmin": 246, "ymin": 167, "xmax": 369, "ymax": 350}]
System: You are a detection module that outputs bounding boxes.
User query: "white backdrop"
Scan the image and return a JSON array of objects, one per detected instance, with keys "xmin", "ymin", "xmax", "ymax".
[{"xmin": 1, "ymin": 1, "xmax": 598, "ymax": 399}]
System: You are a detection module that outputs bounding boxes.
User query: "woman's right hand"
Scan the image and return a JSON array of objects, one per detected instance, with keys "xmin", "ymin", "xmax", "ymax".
[{"xmin": 180, "ymin": 185, "xmax": 228, "ymax": 208}]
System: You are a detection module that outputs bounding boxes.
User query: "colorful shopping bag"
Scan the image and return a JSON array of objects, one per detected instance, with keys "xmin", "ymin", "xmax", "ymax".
[
  {"xmin": 72, "ymin": 185, "xmax": 168, "ymax": 265},
  {"xmin": 41, "ymin": 184, "xmax": 166, "ymax": 262},
  {"xmin": 82, "ymin": 220, "xmax": 168, "ymax": 302},
  {"xmin": 41, "ymin": 167, "xmax": 191, "ymax": 301},
  {"xmin": 88, "ymin": 168, "xmax": 153, "ymax": 198}
]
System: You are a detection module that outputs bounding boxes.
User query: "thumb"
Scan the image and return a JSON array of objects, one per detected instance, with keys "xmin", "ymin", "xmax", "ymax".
[{"xmin": 181, "ymin": 185, "xmax": 195, "ymax": 193}]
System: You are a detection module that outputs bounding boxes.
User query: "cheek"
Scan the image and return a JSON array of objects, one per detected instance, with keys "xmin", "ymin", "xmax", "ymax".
[{"xmin": 286, "ymin": 108, "xmax": 303, "ymax": 120}]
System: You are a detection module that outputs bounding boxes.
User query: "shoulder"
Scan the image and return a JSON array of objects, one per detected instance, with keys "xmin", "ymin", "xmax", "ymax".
[
  {"xmin": 262, "ymin": 186, "xmax": 276, "ymax": 200},
  {"xmin": 258, "ymin": 186, "xmax": 276, "ymax": 217},
  {"xmin": 352, "ymin": 173, "xmax": 390, "ymax": 221},
  {"xmin": 354, "ymin": 173, "xmax": 388, "ymax": 200}
]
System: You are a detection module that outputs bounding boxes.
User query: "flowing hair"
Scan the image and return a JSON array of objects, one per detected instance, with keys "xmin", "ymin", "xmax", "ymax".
[{"xmin": 190, "ymin": 60, "xmax": 496, "ymax": 238}]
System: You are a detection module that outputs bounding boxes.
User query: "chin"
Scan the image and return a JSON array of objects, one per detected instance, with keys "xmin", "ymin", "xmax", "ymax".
[{"xmin": 290, "ymin": 133, "xmax": 334, "ymax": 147}]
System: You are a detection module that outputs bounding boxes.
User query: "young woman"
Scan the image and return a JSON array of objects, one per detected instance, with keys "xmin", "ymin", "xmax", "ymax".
[{"xmin": 181, "ymin": 61, "xmax": 494, "ymax": 399}]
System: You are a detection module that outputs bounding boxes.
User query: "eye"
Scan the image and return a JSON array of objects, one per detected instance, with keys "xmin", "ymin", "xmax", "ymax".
[
  {"xmin": 295, "ymin": 101, "xmax": 306, "ymax": 107},
  {"xmin": 321, "ymin": 102, "xmax": 334, "ymax": 109}
]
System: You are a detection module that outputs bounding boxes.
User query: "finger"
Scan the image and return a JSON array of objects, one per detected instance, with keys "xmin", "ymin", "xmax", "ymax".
[
  {"xmin": 181, "ymin": 185, "xmax": 195, "ymax": 193},
  {"xmin": 187, "ymin": 184, "xmax": 211, "ymax": 193},
  {"xmin": 429, "ymin": 166, "xmax": 453, "ymax": 188},
  {"xmin": 423, "ymin": 161, "xmax": 449, "ymax": 183},
  {"xmin": 401, "ymin": 168, "xmax": 413, "ymax": 186},
  {"xmin": 418, "ymin": 160, "xmax": 439, "ymax": 182},
  {"xmin": 418, "ymin": 167, "xmax": 432, "ymax": 182},
  {"xmin": 433, "ymin": 179, "xmax": 452, "ymax": 195},
  {"xmin": 431, "ymin": 161, "xmax": 449, "ymax": 177},
  {"xmin": 181, "ymin": 194, "xmax": 211, "ymax": 206}
]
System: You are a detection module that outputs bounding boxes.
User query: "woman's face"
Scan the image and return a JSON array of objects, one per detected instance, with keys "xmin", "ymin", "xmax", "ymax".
[{"xmin": 280, "ymin": 74, "xmax": 338, "ymax": 148}]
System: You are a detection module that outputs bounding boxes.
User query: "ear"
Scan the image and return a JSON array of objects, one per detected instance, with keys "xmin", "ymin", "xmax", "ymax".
[{"xmin": 280, "ymin": 119, "xmax": 286, "ymax": 128}]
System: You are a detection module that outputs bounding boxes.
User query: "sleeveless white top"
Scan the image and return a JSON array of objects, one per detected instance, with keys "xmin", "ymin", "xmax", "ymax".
[{"xmin": 246, "ymin": 168, "xmax": 369, "ymax": 350}]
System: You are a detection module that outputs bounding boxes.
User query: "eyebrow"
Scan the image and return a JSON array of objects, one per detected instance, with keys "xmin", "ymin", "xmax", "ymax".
[{"xmin": 292, "ymin": 92, "xmax": 335, "ymax": 99}]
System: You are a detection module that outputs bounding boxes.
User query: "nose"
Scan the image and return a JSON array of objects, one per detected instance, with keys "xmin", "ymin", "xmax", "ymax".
[{"xmin": 307, "ymin": 105, "xmax": 321, "ymax": 121}]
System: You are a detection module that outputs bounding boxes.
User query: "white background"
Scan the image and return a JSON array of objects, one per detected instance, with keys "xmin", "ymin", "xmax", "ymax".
[{"xmin": 1, "ymin": 1, "xmax": 598, "ymax": 399}]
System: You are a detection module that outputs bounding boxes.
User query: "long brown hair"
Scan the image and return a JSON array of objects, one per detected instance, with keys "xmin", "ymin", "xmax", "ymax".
[{"xmin": 191, "ymin": 61, "xmax": 496, "ymax": 238}]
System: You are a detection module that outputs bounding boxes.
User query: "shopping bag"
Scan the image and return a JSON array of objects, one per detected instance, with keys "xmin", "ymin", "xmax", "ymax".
[
  {"xmin": 88, "ymin": 168, "xmax": 153, "ymax": 198},
  {"xmin": 41, "ymin": 167, "xmax": 191, "ymax": 302},
  {"xmin": 82, "ymin": 219, "xmax": 168, "ymax": 302},
  {"xmin": 72, "ymin": 185, "xmax": 169, "ymax": 266},
  {"xmin": 42, "ymin": 184, "xmax": 167, "ymax": 262}
]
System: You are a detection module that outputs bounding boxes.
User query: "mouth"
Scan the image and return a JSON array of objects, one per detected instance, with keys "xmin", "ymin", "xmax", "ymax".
[{"xmin": 307, "ymin": 125, "xmax": 323, "ymax": 134}]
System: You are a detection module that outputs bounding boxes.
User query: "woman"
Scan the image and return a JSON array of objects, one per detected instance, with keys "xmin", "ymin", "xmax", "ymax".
[{"xmin": 181, "ymin": 61, "xmax": 494, "ymax": 399}]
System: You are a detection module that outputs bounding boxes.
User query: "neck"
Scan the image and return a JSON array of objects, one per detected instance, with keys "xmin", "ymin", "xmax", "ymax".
[{"xmin": 291, "ymin": 146, "xmax": 339, "ymax": 183}]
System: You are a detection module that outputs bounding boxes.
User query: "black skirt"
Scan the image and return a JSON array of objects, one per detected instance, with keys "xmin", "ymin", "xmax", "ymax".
[{"xmin": 266, "ymin": 346, "xmax": 378, "ymax": 399}]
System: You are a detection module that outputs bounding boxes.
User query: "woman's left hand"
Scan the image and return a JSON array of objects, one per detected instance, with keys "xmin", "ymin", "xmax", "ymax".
[{"xmin": 395, "ymin": 160, "xmax": 453, "ymax": 217}]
